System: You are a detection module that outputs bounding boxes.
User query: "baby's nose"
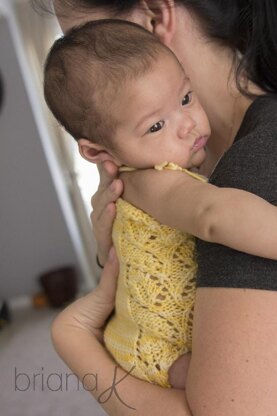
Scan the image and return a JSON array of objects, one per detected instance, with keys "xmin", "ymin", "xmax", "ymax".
[{"xmin": 177, "ymin": 115, "xmax": 196, "ymax": 139}]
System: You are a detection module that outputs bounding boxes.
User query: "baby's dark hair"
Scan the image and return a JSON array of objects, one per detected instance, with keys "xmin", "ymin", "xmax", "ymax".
[{"xmin": 44, "ymin": 19, "xmax": 174, "ymax": 144}]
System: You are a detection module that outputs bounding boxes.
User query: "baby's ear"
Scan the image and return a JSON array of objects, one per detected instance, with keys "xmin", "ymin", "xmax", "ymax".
[{"xmin": 78, "ymin": 138, "xmax": 118, "ymax": 165}]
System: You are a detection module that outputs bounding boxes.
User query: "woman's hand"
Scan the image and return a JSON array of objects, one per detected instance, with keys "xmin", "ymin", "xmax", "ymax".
[
  {"xmin": 51, "ymin": 248, "xmax": 193, "ymax": 415},
  {"xmin": 51, "ymin": 246, "xmax": 119, "ymax": 347},
  {"xmin": 91, "ymin": 161, "xmax": 123, "ymax": 266}
]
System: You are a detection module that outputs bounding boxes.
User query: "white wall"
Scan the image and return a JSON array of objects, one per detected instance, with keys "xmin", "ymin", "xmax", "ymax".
[{"xmin": 0, "ymin": 14, "xmax": 89, "ymax": 300}]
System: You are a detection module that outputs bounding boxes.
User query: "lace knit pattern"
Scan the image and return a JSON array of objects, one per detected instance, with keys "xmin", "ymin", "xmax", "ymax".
[{"xmin": 104, "ymin": 163, "xmax": 205, "ymax": 387}]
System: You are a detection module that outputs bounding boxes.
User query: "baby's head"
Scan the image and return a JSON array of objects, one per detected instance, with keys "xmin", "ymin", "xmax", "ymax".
[{"xmin": 44, "ymin": 20, "xmax": 210, "ymax": 169}]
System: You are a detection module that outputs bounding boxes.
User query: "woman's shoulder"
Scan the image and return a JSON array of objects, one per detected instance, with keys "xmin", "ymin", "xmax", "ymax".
[
  {"xmin": 234, "ymin": 93, "xmax": 277, "ymax": 143},
  {"xmin": 209, "ymin": 94, "xmax": 277, "ymax": 202}
]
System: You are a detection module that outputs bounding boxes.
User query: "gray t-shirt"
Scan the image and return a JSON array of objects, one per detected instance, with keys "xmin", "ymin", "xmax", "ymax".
[{"xmin": 197, "ymin": 94, "xmax": 277, "ymax": 290}]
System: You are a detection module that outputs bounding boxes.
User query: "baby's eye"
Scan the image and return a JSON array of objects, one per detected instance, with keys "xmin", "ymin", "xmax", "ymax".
[
  {"xmin": 182, "ymin": 91, "xmax": 192, "ymax": 106},
  {"xmin": 148, "ymin": 120, "xmax": 165, "ymax": 133}
]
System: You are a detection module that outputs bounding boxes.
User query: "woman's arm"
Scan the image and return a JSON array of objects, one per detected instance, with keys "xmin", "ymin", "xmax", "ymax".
[
  {"xmin": 53, "ymin": 331, "xmax": 192, "ymax": 416},
  {"xmin": 51, "ymin": 248, "xmax": 192, "ymax": 416},
  {"xmin": 186, "ymin": 287, "xmax": 277, "ymax": 416},
  {"xmin": 52, "ymin": 250, "xmax": 277, "ymax": 415},
  {"xmin": 121, "ymin": 169, "xmax": 277, "ymax": 259}
]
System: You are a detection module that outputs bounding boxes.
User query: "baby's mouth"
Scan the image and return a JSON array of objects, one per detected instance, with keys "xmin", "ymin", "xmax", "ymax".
[{"xmin": 192, "ymin": 135, "xmax": 208, "ymax": 152}]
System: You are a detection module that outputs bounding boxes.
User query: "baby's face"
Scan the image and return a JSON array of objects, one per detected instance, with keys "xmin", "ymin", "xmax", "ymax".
[{"xmin": 109, "ymin": 52, "xmax": 211, "ymax": 170}]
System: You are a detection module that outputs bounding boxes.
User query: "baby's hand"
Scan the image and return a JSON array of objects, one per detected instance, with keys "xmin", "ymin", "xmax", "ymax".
[{"xmin": 168, "ymin": 353, "xmax": 191, "ymax": 389}]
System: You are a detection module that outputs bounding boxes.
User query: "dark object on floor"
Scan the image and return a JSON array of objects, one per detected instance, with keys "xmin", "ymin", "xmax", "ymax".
[
  {"xmin": 39, "ymin": 266, "xmax": 78, "ymax": 308},
  {"xmin": 32, "ymin": 292, "xmax": 49, "ymax": 308},
  {"xmin": 0, "ymin": 300, "xmax": 11, "ymax": 330}
]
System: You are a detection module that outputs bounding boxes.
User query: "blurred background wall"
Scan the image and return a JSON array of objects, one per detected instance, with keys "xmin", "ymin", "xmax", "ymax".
[{"xmin": 0, "ymin": 0, "xmax": 100, "ymax": 301}]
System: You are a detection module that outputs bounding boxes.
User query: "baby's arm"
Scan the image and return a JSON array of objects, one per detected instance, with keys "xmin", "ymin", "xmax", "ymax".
[{"xmin": 121, "ymin": 169, "xmax": 277, "ymax": 259}]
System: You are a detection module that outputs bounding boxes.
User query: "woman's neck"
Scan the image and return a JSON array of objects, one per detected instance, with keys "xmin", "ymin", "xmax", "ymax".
[{"xmin": 200, "ymin": 89, "xmax": 256, "ymax": 176}]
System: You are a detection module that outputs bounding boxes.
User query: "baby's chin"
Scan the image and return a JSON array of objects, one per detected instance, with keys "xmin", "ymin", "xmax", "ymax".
[
  {"xmin": 190, "ymin": 148, "xmax": 207, "ymax": 170},
  {"xmin": 183, "ymin": 159, "xmax": 202, "ymax": 171}
]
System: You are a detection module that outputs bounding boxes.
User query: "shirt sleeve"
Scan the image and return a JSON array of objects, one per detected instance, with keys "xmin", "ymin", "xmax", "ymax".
[{"xmin": 196, "ymin": 127, "xmax": 277, "ymax": 290}]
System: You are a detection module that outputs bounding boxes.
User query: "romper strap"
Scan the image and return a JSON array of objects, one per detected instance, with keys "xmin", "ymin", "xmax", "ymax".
[{"xmin": 118, "ymin": 162, "xmax": 206, "ymax": 182}]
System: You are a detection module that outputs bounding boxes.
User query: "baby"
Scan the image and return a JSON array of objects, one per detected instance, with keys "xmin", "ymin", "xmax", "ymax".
[{"xmin": 44, "ymin": 20, "xmax": 277, "ymax": 388}]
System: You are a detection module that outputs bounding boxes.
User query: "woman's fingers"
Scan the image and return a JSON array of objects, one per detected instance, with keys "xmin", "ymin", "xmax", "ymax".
[
  {"xmin": 97, "ymin": 246, "xmax": 119, "ymax": 304},
  {"xmin": 90, "ymin": 161, "xmax": 123, "ymax": 265},
  {"xmin": 75, "ymin": 246, "xmax": 119, "ymax": 341},
  {"xmin": 52, "ymin": 247, "xmax": 119, "ymax": 344},
  {"xmin": 97, "ymin": 160, "xmax": 118, "ymax": 191},
  {"xmin": 91, "ymin": 201, "xmax": 116, "ymax": 266},
  {"xmin": 91, "ymin": 178, "xmax": 123, "ymax": 221}
]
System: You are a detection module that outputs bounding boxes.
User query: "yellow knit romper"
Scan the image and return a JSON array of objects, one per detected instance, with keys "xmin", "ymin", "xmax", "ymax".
[{"xmin": 104, "ymin": 163, "xmax": 206, "ymax": 387}]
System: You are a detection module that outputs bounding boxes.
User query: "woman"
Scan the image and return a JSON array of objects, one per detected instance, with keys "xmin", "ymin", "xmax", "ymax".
[{"xmin": 49, "ymin": 0, "xmax": 277, "ymax": 414}]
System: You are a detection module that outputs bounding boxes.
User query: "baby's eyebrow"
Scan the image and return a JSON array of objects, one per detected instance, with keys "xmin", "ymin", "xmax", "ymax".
[{"xmin": 179, "ymin": 75, "xmax": 190, "ymax": 94}]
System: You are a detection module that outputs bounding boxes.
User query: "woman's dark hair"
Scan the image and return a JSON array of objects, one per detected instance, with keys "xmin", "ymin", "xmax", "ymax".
[
  {"xmin": 179, "ymin": 0, "xmax": 277, "ymax": 96},
  {"xmin": 34, "ymin": 0, "xmax": 277, "ymax": 95}
]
